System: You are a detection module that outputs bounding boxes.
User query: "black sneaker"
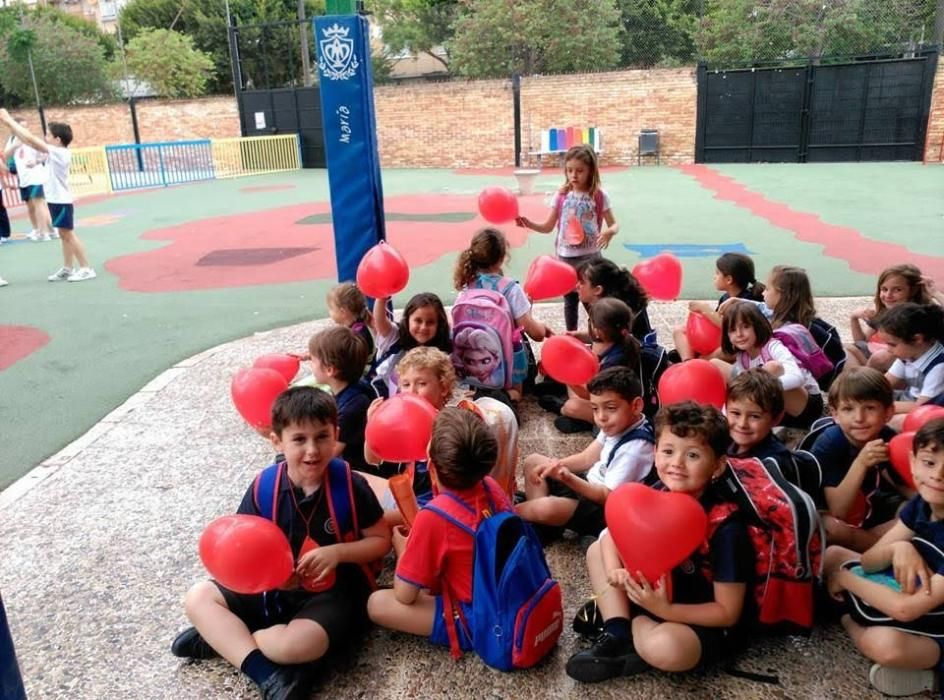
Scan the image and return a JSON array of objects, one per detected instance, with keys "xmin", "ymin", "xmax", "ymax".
[
  {"xmin": 170, "ymin": 627, "xmax": 219, "ymax": 660},
  {"xmin": 565, "ymin": 632, "xmax": 650, "ymax": 683},
  {"xmin": 572, "ymin": 598, "xmax": 604, "ymax": 638},
  {"xmin": 554, "ymin": 416, "xmax": 593, "ymax": 433},
  {"xmin": 538, "ymin": 395, "xmax": 566, "ymax": 414},
  {"xmin": 259, "ymin": 666, "xmax": 308, "ymax": 700},
  {"xmin": 533, "ymin": 380, "xmax": 567, "ymax": 397}
]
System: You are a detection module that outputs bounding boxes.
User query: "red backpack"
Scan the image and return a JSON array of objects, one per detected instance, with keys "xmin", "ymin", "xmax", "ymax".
[{"xmin": 703, "ymin": 456, "xmax": 824, "ymax": 634}]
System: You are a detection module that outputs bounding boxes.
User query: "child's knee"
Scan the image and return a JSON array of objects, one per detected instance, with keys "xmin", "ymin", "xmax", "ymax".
[
  {"xmin": 858, "ymin": 627, "xmax": 910, "ymax": 666},
  {"xmin": 523, "ymin": 453, "xmax": 550, "ymax": 473},
  {"xmin": 367, "ymin": 589, "xmax": 395, "ymax": 625},
  {"xmin": 184, "ymin": 581, "xmax": 222, "ymax": 618},
  {"xmin": 823, "ymin": 544, "xmax": 858, "ymax": 574},
  {"xmin": 635, "ymin": 626, "xmax": 699, "ymax": 672}
]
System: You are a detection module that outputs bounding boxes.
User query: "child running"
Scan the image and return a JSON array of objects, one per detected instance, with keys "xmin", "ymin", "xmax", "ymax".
[{"xmin": 516, "ymin": 144, "xmax": 618, "ymax": 331}]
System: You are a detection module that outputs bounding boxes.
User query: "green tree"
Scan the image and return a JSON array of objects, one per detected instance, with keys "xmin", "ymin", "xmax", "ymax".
[
  {"xmin": 0, "ymin": 13, "xmax": 113, "ymax": 105},
  {"xmin": 450, "ymin": 0, "xmax": 622, "ymax": 78},
  {"xmin": 124, "ymin": 28, "xmax": 216, "ymax": 97},
  {"xmin": 366, "ymin": 0, "xmax": 457, "ymax": 70},
  {"xmin": 616, "ymin": 0, "xmax": 699, "ymax": 67}
]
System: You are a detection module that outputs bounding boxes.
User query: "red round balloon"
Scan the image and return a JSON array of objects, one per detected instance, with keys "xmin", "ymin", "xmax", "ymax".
[
  {"xmin": 356, "ymin": 241, "xmax": 410, "ymax": 299},
  {"xmin": 199, "ymin": 514, "xmax": 294, "ymax": 594},
  {"xmin": 605, "ymin": 483, "xmax": 707, "ymax": 582},
  {"xmin": 658, "ymin": 359, "xmax": 726, "ymax": 409},
  {"xmin": 540, "ymin": 335, "xmax": 600, "ymax": 386},
  {"xmin": 686, "ymin": 312, "xmax": 722, "ymax": 356},
  {"xmin": 903, "ymin": 405, "xmax": 944, "ymax": 433},
  {"xmin": 632, "ymin": 253, "xmax": 683, "ymax": 301},
  {"xmin": 523, "ymin": 255, "xmax": 578, "ymax": 301},
  {"xmin": 888, "ymin": 432, "xmax": 916, "ymax": 489},
  {"xmin": 365, "ymin": 393, "xmax": 439, "ymax": 462},
  {"xmin": 478, "ymin": 186, "xmax": 519, "ymax": 224},
  {"xmin": 231, "ymin": 368, "xmax": 289, "ymax": 430},
  {"xmin": 253, "ymin": 354, "xmax": 301, "ymax": 383}
]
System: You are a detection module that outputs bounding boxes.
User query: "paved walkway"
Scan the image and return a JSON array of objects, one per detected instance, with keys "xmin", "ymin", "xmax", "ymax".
[{"xmin": 0, "ymin": 298, "xmax": 897, "ymax": 699}]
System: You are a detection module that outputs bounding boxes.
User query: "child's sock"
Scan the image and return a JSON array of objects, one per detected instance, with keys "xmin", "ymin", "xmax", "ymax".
[
  {"xmin": 603, "ymin": 617, "xmax": 631, "ymax": 642},
  {"xmin": 240, "ymin": 649, "xmax": 279, "ymax": 686}
]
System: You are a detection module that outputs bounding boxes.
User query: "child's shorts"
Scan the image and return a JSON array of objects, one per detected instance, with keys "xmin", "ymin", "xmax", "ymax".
[
  {"xmin": 430, "ymin": 595, "xmax": 474, "ymax": 651},
  {"xmin": 547, "ymin": 477, "xmax": 605, "ymax": 536},
  {"xmin": 780, "ymin": 391, "xmax": 825, "ymax": 430},
  {"xmin": 0, "ymin": 203, "xmax": 8, "ymax": 238},
  {"xmin": 841, "ymin": 560, "xmax": 944, "ymax": 638},
  {"xmin": 631, "ymin": 609, "xmax": 744, "ymax": 670},
  {"xmin": 214, "ymin": 574, "xmax": 370, "ymax": 645},
  {"xmin": 19, "ymin": 185, "xmax": 43, "ymax": 202},
  {"xmin": 47, "ymin": 203, "xmax": 74, "ymax": 231}
]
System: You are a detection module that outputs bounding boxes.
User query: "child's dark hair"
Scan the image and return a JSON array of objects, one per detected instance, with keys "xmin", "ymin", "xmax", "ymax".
[
  {"xmin": 874, "ymin": 264, "xmax": 933, "ymax": 310},
  {"xmin": 914, "ymin": 419, "xmax": 944, "ymax": 455},
  {"xmin": 48, "ymin": 122, "xmax": 73, "ymax": 147},
  {"xmin": 720, "ymin": 301, "xmax": 773, "ymax": 356},
  {"xmin": 308, "ymin": 326, "xmax": 369, "ymax": 384},
  {"xmin": 327, "ymin": 282, "xmax": 372, "ymax": 325},
  {"xmin": 654, "ymin": 401, "xmax": 730, "ymax": 459},
  {"xmin": 769, "ymin": 265, "xmax": 816, "ymax": 328},
  {"xmin": 579, "ymin": 258, "xmax": 649, "ymax": 313},
  {"xmin": 453, "ymin": 228, "xmax": 508, "ymax": 290},
  {"xmin": 560, "ymin": 144, "xmax": 600, "ymax": 197},
  {"xmin": 271, "ymin": 386, "xmax": 338, "ymax": 434},
  {"xmin": 716, "ymin": 252, "xmax": 765, "ymax": 300},
  {"xmin": 875, "ymin": 302, "xmax": 944, "ymax": 345},
  {"xmin": 587, "ymin": 366, "xmax": 643, "ymax": 402},
  {"xmin": 428, "ymin": 407, "xmax": 498, "ymax": 490},
  {"xmin": 589, "ymin": 298, "xmax": 640, "ymax": 369},
  {"xmin": 399, "ymin": 292, "xmax": 452, "ymax": 352},
  {"xmin": 726, "ymin": 368, "xmax": 784, "ymax": 419},
  {"xmin": 826, "ymin": 366, "xmax": 893, "ymax": 409}
]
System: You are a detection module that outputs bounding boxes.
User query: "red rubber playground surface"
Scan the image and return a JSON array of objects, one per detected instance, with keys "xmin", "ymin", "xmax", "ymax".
[{"xmin": 0, "ymin": 162, "xmax": 941, "ymax": 486}]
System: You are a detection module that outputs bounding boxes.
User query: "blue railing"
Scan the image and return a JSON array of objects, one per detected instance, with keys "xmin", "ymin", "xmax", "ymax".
[{"xmin": 105, "ymin": 140, "xmax": 216, "ymax": 192}]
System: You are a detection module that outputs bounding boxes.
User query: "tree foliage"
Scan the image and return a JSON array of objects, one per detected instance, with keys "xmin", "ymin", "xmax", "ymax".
[
  {"xmin": 449, "ymin": 0, "xmax": 622, "ymax": 78},
  {"xmin": 367, "ymin": 0, "xmax": 457, "ymax": 70},
  {"xmin": 617, "ymin": 0, "xmax": 699, "ymax": 67},
  {"xmin": 123, "ymin": 28, "xmax": 216, "ymax": 98}
]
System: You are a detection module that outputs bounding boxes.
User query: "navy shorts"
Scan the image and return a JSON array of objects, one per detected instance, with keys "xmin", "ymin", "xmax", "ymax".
[
  {"xmin": 48, "ymin": 203, "xmax": 74, "ymax": 231},
  {"xmin": 19, "ymin": 185, "xmax": 44, "ymax": 202},
  {"xmin": 430, "ymin": 596, "xmax": 474, "ymax": 651},
  {"xmin": 0, "ymin": 203, "xmax": 9, "ymax": 238}
]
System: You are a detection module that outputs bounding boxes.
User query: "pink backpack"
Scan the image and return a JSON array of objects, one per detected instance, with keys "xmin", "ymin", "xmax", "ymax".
[
  {"xmin": 451, "ymin": 289, "xmax": 516, "ymax": 390},
  {"xmin": 739, "ymin": 324, "xmax": 834, "ymax": 379}
]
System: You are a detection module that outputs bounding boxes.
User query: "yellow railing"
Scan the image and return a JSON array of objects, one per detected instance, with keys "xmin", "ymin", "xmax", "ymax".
[
  {"xmin": 70, "ymin": 146, "xmax": 111, "ymax": 199},
  {"xmin": 211, "ymin": 135, "xmax": 301, "ymax": 179}
]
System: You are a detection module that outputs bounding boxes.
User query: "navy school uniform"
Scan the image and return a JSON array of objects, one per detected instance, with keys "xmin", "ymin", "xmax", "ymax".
[{"xmin": 335, "ymin": 381, "xmax": 373, "ymax": 475}]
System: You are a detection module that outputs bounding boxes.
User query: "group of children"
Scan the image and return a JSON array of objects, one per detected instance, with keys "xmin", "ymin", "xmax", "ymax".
[
  {"xmin": 0, "ymin": 109, "xmax": 94, "ymax": 287},
  {"xmin": 170, "ymin": 144, "xmax": 944, "ymax": 700}
]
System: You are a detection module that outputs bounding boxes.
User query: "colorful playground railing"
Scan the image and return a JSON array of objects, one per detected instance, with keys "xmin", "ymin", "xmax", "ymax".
[{"xmin": 0, "ymin": 134, "xmax": 301, "ymax": 208}]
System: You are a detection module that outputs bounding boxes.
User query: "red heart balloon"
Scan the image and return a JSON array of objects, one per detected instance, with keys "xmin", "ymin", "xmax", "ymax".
[
  {"xmin": 478, "ymin": 186, "xmax": 519, "ymax": 224},
  {"xmin": 231, "ymin": 368, "xmax": 289, "ymax": 430},
  {"xmin": 356, "ymin": 241, "xmax": 410, "ymax": 299},
  {"xmin": 686, "ymin": 312, "xmax": 722, "ymax": 356},
  {"xmin": 365, "ymin": 393, "xmax": 439, "ymax": 462},
  {"xmin": 605, "ymin": 483, "xmax": 707, "ymax": 582},
  {"xmin": 888, "ymin": 431, "xmax": 916, "ymax": 489},
  {"xmin": 540, "ymin": 335, "xmax": 600, "ymax": 386},
  {"xmin": 632, "ymin": 253, "xmax": 683, "ymax": 301},
  {"xmin": 253, "ymin": 354, "xmax": 301, "ymax": 383},
  {"xmin": 903, "ymin": 406, "xmax": 944, "ymax": 433},
  {"xmin": 658, "ymin": 359, "xmax": 726, "ymax": 409},
  {"xmin": 199, "ymin": 515, "xmax": 294, "ymax": 594},
  {"xmin": 523, "ymin": 255, "xmax": 578, "ymax": 301}
]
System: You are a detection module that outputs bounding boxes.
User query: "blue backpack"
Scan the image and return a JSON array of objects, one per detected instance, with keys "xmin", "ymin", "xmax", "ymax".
[{"xmin": 426, "ymin": 478, "xmax": 563, "ymax": 670}]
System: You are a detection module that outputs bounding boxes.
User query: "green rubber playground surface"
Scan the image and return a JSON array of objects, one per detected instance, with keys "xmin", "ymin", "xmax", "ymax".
[{"xmin": 0, "ymin": 162, "xmax": 941, "ymax": 487}]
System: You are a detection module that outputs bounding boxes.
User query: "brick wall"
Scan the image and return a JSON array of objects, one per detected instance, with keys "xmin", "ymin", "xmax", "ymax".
[{"xmin": 924, "ymin": 60, "xmax": 944, "ymax": 163}]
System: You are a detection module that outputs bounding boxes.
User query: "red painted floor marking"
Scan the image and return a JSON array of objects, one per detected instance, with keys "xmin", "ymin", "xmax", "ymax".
[
  {"xmin": 105, "ymin": 194, "xmax": 533, "ymax": 293},
  {"xmin": 0, "ymin": 326, "xmax": 50, "ymax": 371},
  {"xmin": 679, "ymin": 164, "xmax": 944, "ymax": 279}
]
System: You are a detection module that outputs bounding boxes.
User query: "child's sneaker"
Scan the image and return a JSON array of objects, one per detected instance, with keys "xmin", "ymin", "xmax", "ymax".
[
  {"xmin": 48, "ymin": 266, "xmax": 73, "ymax": 282},
  {"xmin": 170, "ymin": 626, "xmax": 219, "ymax": 660},
  {"xmin": 869, "ymin": 664, "xmax": 937, "ymax": 697},
  {"xmin": 67, "ymin": 267, "xmax": 96, "ymax": 282},
  {"xmin": 0, "ymin": 277, "xmax": 8, "ymax": 287},
  {"xmin": 49, "ymin": 229, "xmax": 60, "ymax": 239},
  {"xmin": 565, "ymin": 631, "xmax": 650, "ymax": 683},
  {"xmin": 26, "ymin": 230, "xmax": 40, "ymax": 241},
  {"xmin": 38, "ymin": 233, "xmax": 52, "ymax": 242}
]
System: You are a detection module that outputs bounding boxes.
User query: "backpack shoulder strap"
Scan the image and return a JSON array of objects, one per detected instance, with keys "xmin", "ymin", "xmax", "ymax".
[
  {"xmin": 252, "ymin": 462, "xmax": 284, "ymax": 522},
  {"xmin": 325, "ymin": 458, "xmax": 357, "ymax": 542},
  {"xmin": 605, "ymin": 422, "xmax": 655, "ymax": 468}
]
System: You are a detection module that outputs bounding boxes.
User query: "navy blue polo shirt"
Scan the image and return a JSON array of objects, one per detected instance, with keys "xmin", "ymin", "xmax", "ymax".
[
  {"xmin": 598, "ymin": 343, "xmax": 628, "ymax": 370},
  {"xmin": 728, "ymin": 432, "xmax": 791, "ymax": 463},
  {"xmin": 335, "ymin": 381, "xmax": 372, "ymax": 474},
  {"xmin": 900, "ymin": 495, "xmax": 944, "ymax": 576}
]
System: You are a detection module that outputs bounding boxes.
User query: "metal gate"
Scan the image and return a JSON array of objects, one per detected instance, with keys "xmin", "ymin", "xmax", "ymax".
[
  {"xmin": 230, "ymin": 18, "xmax": 326, "ymax": 168},
  {"xmin": 695, "ymin": 49, "xmax": 939, "ymax": 163}
]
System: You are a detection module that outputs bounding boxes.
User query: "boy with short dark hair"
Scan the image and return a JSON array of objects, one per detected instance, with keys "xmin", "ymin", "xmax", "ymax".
[
  {"xmin": 726, "ymin": 368, "xmax": 787, "ymax": 461},
  {"xmin": 172, "ymin": 387, "xmax": 390, "ymax": 700},
  {"xmin": 566, "ymin": 402, "xmax": 752, "ymax": 682},
  {"xmin": 0, "ymin": 111, "xmax": 95, "ymax": 282},
  {"xmin": 308, "ymin": 326, "xmax": 372, "ymax": 474},
  {"xmin": 517, "ymin": 366, "xmax": 655, "ymax": 538},
  {"xmin": 811, "ymin": 367, "xmax": 910, "ymax": 551}
]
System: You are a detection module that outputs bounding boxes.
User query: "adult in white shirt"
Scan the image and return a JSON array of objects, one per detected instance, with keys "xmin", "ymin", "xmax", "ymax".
[{"xmin": 3, "ymin": 120, "xmax": 53, "ymax": 240}]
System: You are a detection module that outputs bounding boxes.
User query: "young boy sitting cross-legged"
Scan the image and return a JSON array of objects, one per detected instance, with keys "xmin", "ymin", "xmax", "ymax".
[
  {"xmin": 171, "ymin": 387, "xmax": 391, "ymax": 700},
  {"xmin": 517, "ymin": 366, "xmax": 655, "ymax": 539}
]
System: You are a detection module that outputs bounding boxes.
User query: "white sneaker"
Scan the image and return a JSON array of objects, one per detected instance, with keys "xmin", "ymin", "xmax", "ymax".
[
  {"xmin": 50, "ymin": 229, "xmax": 60, "ymax": 239},
  {"xmin": 67, "ymin": 267, "xmax": 97, "ymax": 282},
  {"xmin": 38, "ymin": 233, "xmax": 52, "ymax": 242},
  {"xmin": 48, "ymin": 266, "xmax": 73, "ymax": 282},
  {"xmin": 869, "ymin": 664, "xmax": 937, "ymax": 696},
  {"xmin": 26, "ymin": 230, "xmax": 40, "ymax": 241},
  {"xmin": 0, "ymin": 277, "xmax": 8, "ymax": 287}
]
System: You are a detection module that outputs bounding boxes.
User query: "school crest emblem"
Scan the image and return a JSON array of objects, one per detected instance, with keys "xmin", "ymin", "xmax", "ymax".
[{"xmin": 318, "ymin": 23, "xmax": 359, "ymax": 81}]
